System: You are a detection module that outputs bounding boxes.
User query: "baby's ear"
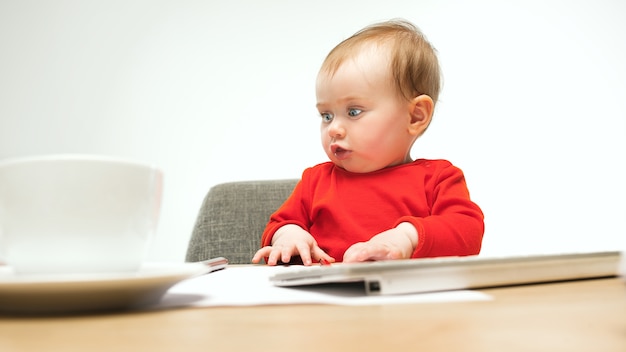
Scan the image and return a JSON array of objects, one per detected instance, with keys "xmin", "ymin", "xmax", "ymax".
[{"xmin": 408, "ymin": 95, "xmax": 434, "ymax": 136}]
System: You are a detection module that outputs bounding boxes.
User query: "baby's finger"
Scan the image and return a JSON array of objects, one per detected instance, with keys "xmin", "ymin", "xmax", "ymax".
[
  {"xmin": 267, "ymin": 247, "xmax": 286, "ymax": 266},
  {"xmin": 343, "ymin": 243, "xmax": 373, "ymax": 263},
  {"xmin": 280, "ymin": 247, "xmax": 295, "ymax": 264},
  {"xmin": 296, "ymin": 243, "xmax": 314, "ymax": 265},
  {"xmin": 251, "ymin": 246, "xmax": 272, "ymax": 263},
  {"xmin": 311, "ymin": 246, "xmax": 335, "ymax": 264}
]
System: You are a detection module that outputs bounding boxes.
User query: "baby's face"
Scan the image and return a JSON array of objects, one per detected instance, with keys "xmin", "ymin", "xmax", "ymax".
[{"xmin": 315, "ymin": 47, "xmax": 416, "ymax": 173}]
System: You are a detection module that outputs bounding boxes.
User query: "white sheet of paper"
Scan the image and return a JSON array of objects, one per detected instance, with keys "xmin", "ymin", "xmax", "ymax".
[{"xmin": 153, "ymin": 265, "xmax": 492, "ymax": 309}]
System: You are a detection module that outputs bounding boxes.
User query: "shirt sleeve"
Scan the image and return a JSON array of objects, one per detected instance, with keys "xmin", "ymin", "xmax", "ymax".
[
  {"xmin": 394, "ymin": 163, "xmax": 484, "ymax": 258},
  {"xmin": 260, "ymin": 170, "xmax": 311, "ymax": 248}
]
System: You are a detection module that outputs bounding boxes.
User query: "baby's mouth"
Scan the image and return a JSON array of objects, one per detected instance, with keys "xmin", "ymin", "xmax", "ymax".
[{"xmin": 331, "ymin": 145, "xmax": 351, "ymax": 160}]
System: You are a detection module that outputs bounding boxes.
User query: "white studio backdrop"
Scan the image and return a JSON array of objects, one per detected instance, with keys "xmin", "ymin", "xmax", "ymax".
[{"xmin": 1, "ymin": 0, "xmax": 624, "ymax": 262}]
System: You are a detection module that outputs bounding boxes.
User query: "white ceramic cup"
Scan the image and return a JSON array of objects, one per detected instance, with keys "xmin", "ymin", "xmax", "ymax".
[{"xmin": 0, "ymin": 155, "xmax": 163, "ymax": 274}]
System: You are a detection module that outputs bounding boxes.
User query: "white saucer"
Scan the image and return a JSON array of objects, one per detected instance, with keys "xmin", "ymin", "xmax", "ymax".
[{"xmin": 0, "ymin": 262, "xmax": 213, "ymax": 315}]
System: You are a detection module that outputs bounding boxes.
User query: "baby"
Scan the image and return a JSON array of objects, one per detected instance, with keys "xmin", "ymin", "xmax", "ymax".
[{"xmin": 252, "ymin": 19, "xmax": 484, "ymax": 266}]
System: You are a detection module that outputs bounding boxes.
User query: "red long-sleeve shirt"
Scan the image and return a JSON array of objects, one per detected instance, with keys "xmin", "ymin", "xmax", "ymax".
[{"xmin": 261, "ymin": 159, "xmax": 484, "ymax": 262}]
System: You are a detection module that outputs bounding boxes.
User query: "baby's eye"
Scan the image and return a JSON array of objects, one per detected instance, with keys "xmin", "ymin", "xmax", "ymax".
[
  {"xmin": 347, "ymin": 108, "xmax": 362, "ymax": 117},
  {"xmin": 320, "ymin": 112, "xmax": 334, "ymax": 123}
]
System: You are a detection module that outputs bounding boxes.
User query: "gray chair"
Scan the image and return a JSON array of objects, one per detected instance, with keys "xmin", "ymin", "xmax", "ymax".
[{"xmin": 186, "ymin": 179, "xmax": 299, "ymax": 264}]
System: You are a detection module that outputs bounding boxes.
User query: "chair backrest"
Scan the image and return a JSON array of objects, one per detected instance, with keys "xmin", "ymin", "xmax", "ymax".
[{"xmin": 186, "ymin": 179, "xmax": 298, "ymax": 264}]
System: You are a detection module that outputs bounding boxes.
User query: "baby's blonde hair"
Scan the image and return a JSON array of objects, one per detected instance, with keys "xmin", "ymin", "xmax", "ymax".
[{"xmin": 320, "ymin": 19, "xmax": 441, "ymax": 105}]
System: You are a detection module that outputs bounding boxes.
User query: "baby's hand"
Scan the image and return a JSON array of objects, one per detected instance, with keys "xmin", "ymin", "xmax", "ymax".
[
  {"xmin": 342, "ymin": 241, "xmax": 401, "ymax": 262},
  {"xmin": 343, "ymin": 222, "xmax": 418, "ymax": 263},
  {"xmin": 251, "ymin": 224, "xmax": 335, "ymax": 266}
]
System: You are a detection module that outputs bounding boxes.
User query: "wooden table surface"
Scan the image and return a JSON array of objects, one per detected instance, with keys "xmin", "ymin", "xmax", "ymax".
[{"xmin": 0, "ymin": 277, "xmax": 625, "ymax": 352}]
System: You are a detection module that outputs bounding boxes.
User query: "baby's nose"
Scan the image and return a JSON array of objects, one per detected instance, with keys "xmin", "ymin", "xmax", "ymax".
[{"xmin": 327, "ymin": 119, "xmax": 345, "ymax": 138}]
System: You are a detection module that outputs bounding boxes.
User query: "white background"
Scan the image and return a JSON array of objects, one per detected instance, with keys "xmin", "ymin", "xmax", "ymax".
[{"xmin": 1, "ymin": 0, "xmax": 624, "ymax": 262}]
